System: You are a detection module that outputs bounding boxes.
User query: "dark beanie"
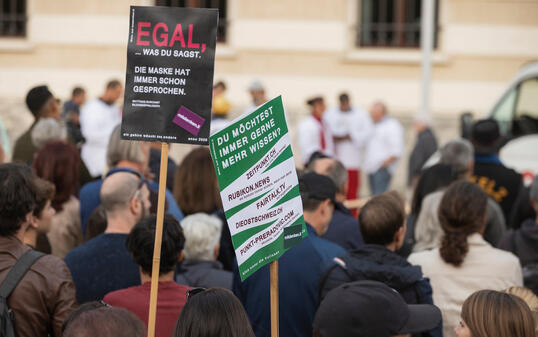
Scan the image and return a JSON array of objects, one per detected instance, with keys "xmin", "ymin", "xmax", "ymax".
[{"xmin": 26, "ymin": 85, "xmax": 53, "ymax": 116}]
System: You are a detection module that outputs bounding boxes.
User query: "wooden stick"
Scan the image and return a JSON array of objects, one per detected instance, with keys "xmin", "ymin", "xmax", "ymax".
[
  {"xmin": 270, "ymin": 260, "xmax": 279, "ymax": 337},
  {"xmin": 147, "ymin": 142, "xmax": 169, "ymax": 337}
]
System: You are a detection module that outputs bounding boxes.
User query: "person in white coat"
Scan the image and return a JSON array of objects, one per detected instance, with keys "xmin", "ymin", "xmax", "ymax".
[
  {"xmin": 80, "ymin": 80, "xmax": 123, "ymax": 178},
  {"xmin": 363, "ymin": 101, "xmax": 404, "ymax": 195},
  {"xmin": 325, "ymin": 93, "xmax": 372, "ymax": 200},
  {"xmin": 297, "ymin": 96, "xmax": 334, "ymax": 165}
]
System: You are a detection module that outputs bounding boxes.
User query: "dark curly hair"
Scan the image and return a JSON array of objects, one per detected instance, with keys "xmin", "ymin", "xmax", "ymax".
[
  {"xmin": 126, "ymin": 214, "xmax": 185, "ymax": 276},
  {"xmin": 0, "ymin": 163, "xmax": 37, "ymax": 236},
  {"xmin": 439, "ymin": 181, "xmax": 487, "ymax": 266}
]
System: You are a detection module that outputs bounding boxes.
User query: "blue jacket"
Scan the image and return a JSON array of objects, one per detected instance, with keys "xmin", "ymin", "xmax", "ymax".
[
  {"xmin": 79, "ymin": 167, "xmax": 183, "ymax": 234},
  {"xmin": 322, "ymin": 204, "xmax": 363, "ymax": 250},
  {"xmin": 65, "ymin": 233, "xmax": 140, "ymax": 303},
  {"xmin": 319, "ymin": 244, "xmax": 442, "ymax": 337},
  {"xmin": 233, "ymin": 223, "xmax": 345, "ymax": 337}
]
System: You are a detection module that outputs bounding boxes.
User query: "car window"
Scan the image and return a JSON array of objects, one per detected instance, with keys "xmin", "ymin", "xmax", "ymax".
[
  {"xmin": 491, "ymin": 87, "xmax": 516, "ymax": 135},
  {"xmin": 515, "ymin": 77, "xmax": 538, "ymax": 119}
]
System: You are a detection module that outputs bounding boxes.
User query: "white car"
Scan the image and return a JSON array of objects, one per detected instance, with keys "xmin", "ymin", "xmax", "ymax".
[{"xmin": 462, "ymin": 61, "xmax": 538, "ymax": 183}]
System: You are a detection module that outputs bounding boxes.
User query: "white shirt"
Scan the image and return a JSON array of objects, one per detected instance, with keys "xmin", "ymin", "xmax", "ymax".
[
  {"xmin": 363, "ymin": 116, "xmax": 404, "ymax": 174},
  {"xmin": 80, "ymin": 99, "xmax": 121, "ymax": 177},
  {"xmin": 408, "ymin": 233, "xmax": 522, "ymax": 337},
  {"xmin": 324, "ymin": 106, "xmax": 373, "ymax": 169},
  {"xmin": 296, "ymin": 115, "xmax": 334, "ymax": 164}
]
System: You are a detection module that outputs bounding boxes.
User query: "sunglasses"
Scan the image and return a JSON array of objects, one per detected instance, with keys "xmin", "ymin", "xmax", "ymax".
[{"xmin": 186, "ymin": 287, "xmax": 206, "ymax": 301}]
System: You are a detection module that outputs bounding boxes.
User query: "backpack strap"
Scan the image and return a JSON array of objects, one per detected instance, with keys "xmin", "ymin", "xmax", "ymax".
[{"xmin": 0, "ymin": 250, "xmax": 45, "ymax": 298}]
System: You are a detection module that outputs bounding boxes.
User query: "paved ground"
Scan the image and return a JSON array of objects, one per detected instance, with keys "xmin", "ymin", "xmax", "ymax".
[{"xmin": 0, "ymin": 97, "xmax": 460, "ymax": 199}]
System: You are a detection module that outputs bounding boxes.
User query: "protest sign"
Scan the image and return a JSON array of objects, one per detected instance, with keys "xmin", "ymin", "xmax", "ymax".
[
  {"xmin": 210, "ymin": 96, "xmax": 305, "ymax": 281},
  {"xmin": 121, "ymin": 6, "xmax": 218, "ymax": 144}
]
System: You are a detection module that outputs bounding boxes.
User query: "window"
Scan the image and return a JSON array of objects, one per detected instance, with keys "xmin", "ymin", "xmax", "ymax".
[
  {"xmin": 491, "ymin": 88, "xmax": 516, "ymax": 135},
  {"xmin": 0, "ymin": 0, "xmax": 27, "ymax": 37},
  {"xmin": 155, "ymin": 0, "xmax": 227, "ymax": 43},
  {"xmin": 357, "ymin": 0, "xmax": 438, "ymax": 48}
]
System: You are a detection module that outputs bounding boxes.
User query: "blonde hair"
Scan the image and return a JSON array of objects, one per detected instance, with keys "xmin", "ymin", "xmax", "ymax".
[
  {"xmin": 504, "ymin": 287, "xmax": 538, "ymax": 334},
  {"xmin": 462, "ymin": 290, "xmax": 536, "ymax": 337}
]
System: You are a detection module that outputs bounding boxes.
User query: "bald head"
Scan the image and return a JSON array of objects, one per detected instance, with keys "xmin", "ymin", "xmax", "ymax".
[
  {"xmin": 370, "ymin": 101, "xmax": 387, "ymax": 123},
  {"xmin": 100, "ymin": 172, "xmax": 141, "ymax": 214}
]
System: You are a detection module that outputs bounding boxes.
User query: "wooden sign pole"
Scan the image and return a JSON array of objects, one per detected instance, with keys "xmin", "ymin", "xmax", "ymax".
[
  {"xmin": 147, "ymin": 142, "xmax": 169, "ymax": 337},
  {"xmin": 270, "ymin": 260, "xmax": 279, "ymax": 337}
]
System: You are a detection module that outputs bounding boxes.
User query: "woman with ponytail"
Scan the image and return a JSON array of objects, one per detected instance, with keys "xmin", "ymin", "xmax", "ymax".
[{"xmin": 409, "ymin": 181, "xmax": 523, "ymax": 337}]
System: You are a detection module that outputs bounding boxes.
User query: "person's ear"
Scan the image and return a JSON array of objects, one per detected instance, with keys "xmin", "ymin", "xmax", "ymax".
[
  {"xmin": 393, "ymin": 225, "xmax": 406, "ymax": 248},
  {"xmin": 177, "ymin": 250, "xmax": 184, "ymax": 263},
  {"xmin": 129, "ymin": 196, "xmax": 141, "ymax": 216},
  {"xmin": 27, "ymin": 213, "xmax": 39, "ymax": 230},
  {"xmin": 213, "ymin": 242, "xmax": 221, "ymax": 260}
]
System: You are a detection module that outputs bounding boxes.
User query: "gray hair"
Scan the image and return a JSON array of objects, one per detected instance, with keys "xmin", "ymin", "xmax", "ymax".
[
  {"xmin": 306, "ymin": 157, "xmax": 348, "ymax": 192},
  {"xmin": 100, "ymin": 172, "xmax": 140, "ymax": 214},
  {"xmin": 530, "ymin": 176, "xmax": 538, "ymax": 203},
  {"xmin": 440, "ymin": 138, "xmax": 474, "ymax": 175},
  {"xmin": 31, "ymin": 118, "xmax": 67, "ymax": 149},
  {"xmin": 106, "ymin": 125, "xmax": 147, "ymax": 167},
  {"xmin": 180, "ymin": 213, "xmax": 222, "ymax": 261}
]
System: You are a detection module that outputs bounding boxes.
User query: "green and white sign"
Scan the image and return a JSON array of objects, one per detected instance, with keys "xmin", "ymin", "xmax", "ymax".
[{"xmin": 209, "ymin": 96, "xmax": 305, "ymax": 281}]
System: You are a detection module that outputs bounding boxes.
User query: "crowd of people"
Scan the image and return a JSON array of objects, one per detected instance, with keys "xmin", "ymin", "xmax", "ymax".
[{"xmin": 0, "ymin": 80, "xmax": 536, "ymax": 337}]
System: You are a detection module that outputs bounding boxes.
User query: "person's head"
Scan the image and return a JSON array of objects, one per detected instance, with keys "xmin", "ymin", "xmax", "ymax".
[
  {"xmin": 30, "ymin": 117, "xmax": 67, "ymax": 149},
  {"xmin": 359, "ymin": 191, "xmax": 406, "ymax": 251},
  {"xmin": 173, "ymin": 288, "xmax": 255, "ymax": 337},
  {"xmin": 339, "ymin": 93, "xmax": 351, "ymax": 112},
  {"xmin": 213, "ymin": 81, "xmax": 226, "ymax": 96},
  {"xmin": 471, "ymin": 118, "xmax": 502, "ymax": 155},
  {"xmin": 307, "ymin": 157, "xmax": 348, "ymax": 202},
  {"xmin": 100, "ymin": 171, "xmax": 151, "ymax": 231},
  {"xmin": 456, "ymin": 290, "xmax": 536, "ymax": 337},
  {"xmin": 180, "ymin": 213, "xmax": 222, "ymax": 262},
  {"xmin": 32, "ymin": 141, "xmax": 80, "ymax": 212},
  {"xmin": 0, "ymin": 163, "xmax": 37, "ymax": 237},
  {"xmin": 411, "ymin": 163, "xmax": 457, "ymax": 216},
  {"xmin": 369, "ymin": 101, "xmax": 387, "ymax": 123},
  {"xmin": 29, "ymin": 177, "xmax": 55, "ymax": 234},
  {"xmin": 504, "ymin": 286, "xmax": 538, "ymax": 334},
  {"xmin": 504, "ymin": 287, "xmax": 538, "ymax": 330},
  {"xmin": 440, "ymin": 138, "xmax": 474, "ymax": 178},
  {"xmin": 71, "ymin": 86, "xmax": 86, "ymax": 106},
  {"xmin": 413, "ymin": 115, "xmax": 431, "ymax": 133},
  {"xmin": 529, "ymin": 176, "xmax": 538, "ymax": 216},
  {"xmin": 439, "ymin": 181, "xmax": 488, "ymax": 267},
  {"xmin": 63, "ymin": 303, "xmax": 146, "ymax": 337},
  {"xmin": 25, "ymin": 85, "xmax": 60, "ymax": 119},
  {"xmin": 173, "ymin": 147, "xmax": 222, "ymax": 215},
  {"xmin": 102, "ymin": 79, "xmax": 123, "ymax": 104},
  {"xmin": 307, "ymin": 96, "xmax": 326, "ymax": 119},
  {"xmin": 314, "ymin": 280, "xmax": 442, "ymax": 337},
  {"xmin": 299, "ymin": 172, "xmax": 336, "ymax": 236},
  {"xmin": 127, "ymin": 214, "xmax": 185, "ymax": 277},
  {"xmin": 248, "ymin": 80, "xmax": 266, "ymax": 106},
  {"xmin": 106, "ymin": 125, "xmax": 150, "ymax": 172}
]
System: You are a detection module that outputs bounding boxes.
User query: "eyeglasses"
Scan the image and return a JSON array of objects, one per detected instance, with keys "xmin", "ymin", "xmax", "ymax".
[{"xmin": 186, "ymin": 287, "xmax": 206, "ymax": 301}]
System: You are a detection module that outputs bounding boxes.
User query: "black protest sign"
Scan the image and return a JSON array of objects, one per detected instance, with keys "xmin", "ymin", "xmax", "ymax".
[{"xmin": 121, "ymin": 6, "xmax": 218, "ymax": 144}]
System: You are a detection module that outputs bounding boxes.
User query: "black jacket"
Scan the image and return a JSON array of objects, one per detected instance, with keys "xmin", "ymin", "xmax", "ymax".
[
  {"xmin": 175, "ymin": 260, "xmax": 232, "ymax": 290},
  {"xmin": 319, "ymin": 244, "xmax": 442, "ymax": 337},
  {"xmin": 499, "ymin": 219, "xmax": 538, "ymax": 294}
]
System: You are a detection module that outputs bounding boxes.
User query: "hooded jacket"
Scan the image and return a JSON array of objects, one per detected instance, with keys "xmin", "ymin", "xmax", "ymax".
[{"xmin": 319, "ymin": 244, "xmax": 441, "ymax": 337}]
